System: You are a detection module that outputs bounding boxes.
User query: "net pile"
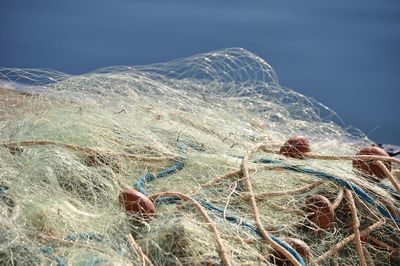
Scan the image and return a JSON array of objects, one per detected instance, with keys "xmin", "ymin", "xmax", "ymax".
[{"xmin": 0, "ymin": 48, "xmax": 399, "ymax": 265}]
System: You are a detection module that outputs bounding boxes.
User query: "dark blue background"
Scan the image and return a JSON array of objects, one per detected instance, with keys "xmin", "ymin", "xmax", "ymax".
[{"xmin": 1, "ymin": 0, "xmax": 399, "ymax": 144}]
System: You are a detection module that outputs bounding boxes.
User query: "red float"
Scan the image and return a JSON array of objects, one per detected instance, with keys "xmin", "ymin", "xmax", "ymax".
[
  {"xmin": 352, "ymin": 146, "xmax": 391, "ymax": 180},
  {"xmin": 119, "ymin": 189, "xmax": 156, "ymax": 219},
  {"xmin": 304, "ymin": 195, "xmax": 334, "ymax": 230},
  {"xmin": 279, "ymin": 136, "xmax": 310, "ymax": 159}
]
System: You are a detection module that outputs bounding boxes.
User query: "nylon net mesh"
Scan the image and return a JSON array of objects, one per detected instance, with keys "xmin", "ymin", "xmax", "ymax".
[{"xmin": 0, "ymin": 48, "xmax": 399, "ymax": 265}]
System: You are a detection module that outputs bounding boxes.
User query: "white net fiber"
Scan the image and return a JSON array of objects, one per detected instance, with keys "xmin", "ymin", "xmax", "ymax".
[{"xmin": 0, "ymin": 48, "xmax": 399, "ymax": 266}]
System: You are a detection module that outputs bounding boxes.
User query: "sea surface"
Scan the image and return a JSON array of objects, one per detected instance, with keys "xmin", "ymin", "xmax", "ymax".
[{"xmin": 1, "ymin": 0, "xmax": 399, "ymax": 144}]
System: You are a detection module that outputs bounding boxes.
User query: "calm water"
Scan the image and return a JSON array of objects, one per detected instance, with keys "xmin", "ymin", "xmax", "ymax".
[{"xmin": 1, "ymin": 0, "xmax": 399, "ymax": 144}]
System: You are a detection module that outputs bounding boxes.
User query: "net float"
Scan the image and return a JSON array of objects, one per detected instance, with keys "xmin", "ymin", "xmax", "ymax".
[
  {"xmin": 279, "ymin": 136, "xmax": 310, "ymax": 159},
  {"xmin": 352, "ymin": 146, "xmax": 392, "ymax": 180},
  {"xmin": 304, "ymin": 194, "xmax": 334, "ymax": 230},
  {"xmin": 119, "ymin": 188, "xmax": 156, "ymax": 219}
]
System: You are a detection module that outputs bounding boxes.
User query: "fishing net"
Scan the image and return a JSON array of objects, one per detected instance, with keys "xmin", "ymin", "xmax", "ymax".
[{"xmin": 0, "ymin": 48, "xmax": 399, "ymax": 265}]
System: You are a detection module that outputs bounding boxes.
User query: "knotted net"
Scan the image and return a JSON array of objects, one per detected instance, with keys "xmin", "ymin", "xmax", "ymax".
[{"xmin": 0, "ymin": 48, "xmax": 399, "ymax": 265}]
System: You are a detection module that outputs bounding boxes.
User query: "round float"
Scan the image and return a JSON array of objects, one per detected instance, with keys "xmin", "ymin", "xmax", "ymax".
[
  {"xmin": 119, "ymin": 188, "xmax": 156, "ymax": 219},
  {"xmin": 304, "ymin": 194, "xmax": 334, "ymax": 230},
  {"xmin": 279, "ymin": 136, "xmax": 310, "ymax": 159},
  {"xmin": 352, "ymin": 146, "xmax": 391, "ymax": 180}
]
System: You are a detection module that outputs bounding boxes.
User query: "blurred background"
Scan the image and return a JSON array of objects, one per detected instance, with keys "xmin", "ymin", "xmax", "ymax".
[{"xmin": 0, "ymin": 0, "xmax": 399, "ymax": 144}]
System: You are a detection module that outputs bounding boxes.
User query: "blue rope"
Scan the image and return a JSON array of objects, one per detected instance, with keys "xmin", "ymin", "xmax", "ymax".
[
  {"xmin": 254, "ymin": 158, "xmax": 400, "ymax": 199},
  {"xmin": 133, "ymin": 153, "xmax": 306, "ymax": 266},
  {"xmin": 63, "ymin": 232, "xmax": 112, "ymax": 265},
  {"xmin": 256, "ymin": 159, "xmax": 400, "ymax": 224},
  {"xmin": 377, "ymin": 183, "xmax": 400, "ymax": 199},
  {"xmin": 194, "ymin": 198, "xmax": 306, "ymax": 265},
  {"xmin": 47, "ymin": 242, "xmax": 105, "ymax": 266},
  {"xmin": 39, "ymin": 247, "xmax": 66, "ymax": 266},
  {"xmin": 64, "ymin": 232, "xmax": 104, "ymax": 242},
  {"xmin": 84, "ymin": 257, "xmax": 106, "ymax": 266},
  {"xmin": 134, "ymin": 159, "xmax": 184, "ymax": 196},
  {"xmin": 0, "ymin": 185, "xmax": 8, "ymax": 195}
]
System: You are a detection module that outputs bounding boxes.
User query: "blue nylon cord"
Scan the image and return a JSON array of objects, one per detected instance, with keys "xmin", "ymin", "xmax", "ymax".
[
  {"xmin": 377, "ymin": 183, "xmax": 400, "ymax": 199},
  {"xmin": 63, "ymin": 233, "xmax": 118, "ymax": 265},
  {"xmin": 257, "ymin": 159, "xmax": 400, "ymax": 224},
  {"xmin": 0, "ymin": 186, "xmax": 8, "ymax": 195},
  {"xmin": 195, "ymin": 198, "xmax": 306, "ymax": 265},
  {"xmin": 43, "ymin": 241, "xmax": 105, "ymax": 266},
  {"xmin": 133, "ymin": 155, "xmax": 306, "ymax": 266},
  {"xmin": 134, "ymin": 159, "xmax": 184, "ymax": 196},
  {"xmin": 40, "ymin": 247, "xmax": 66, "ymax": 266},
  {"xmin": 64, "ymin": 232, "xmax": 104, "ymax": 242},
  {"xmin": 84, "ymin": 257, "xmax": 106, "ymax": 266}
]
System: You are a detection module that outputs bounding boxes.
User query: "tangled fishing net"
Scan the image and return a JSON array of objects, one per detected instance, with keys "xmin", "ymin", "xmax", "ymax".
[{"xmin": 0, "ymin": 48, "xmax": 399, "ymax": 265}]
